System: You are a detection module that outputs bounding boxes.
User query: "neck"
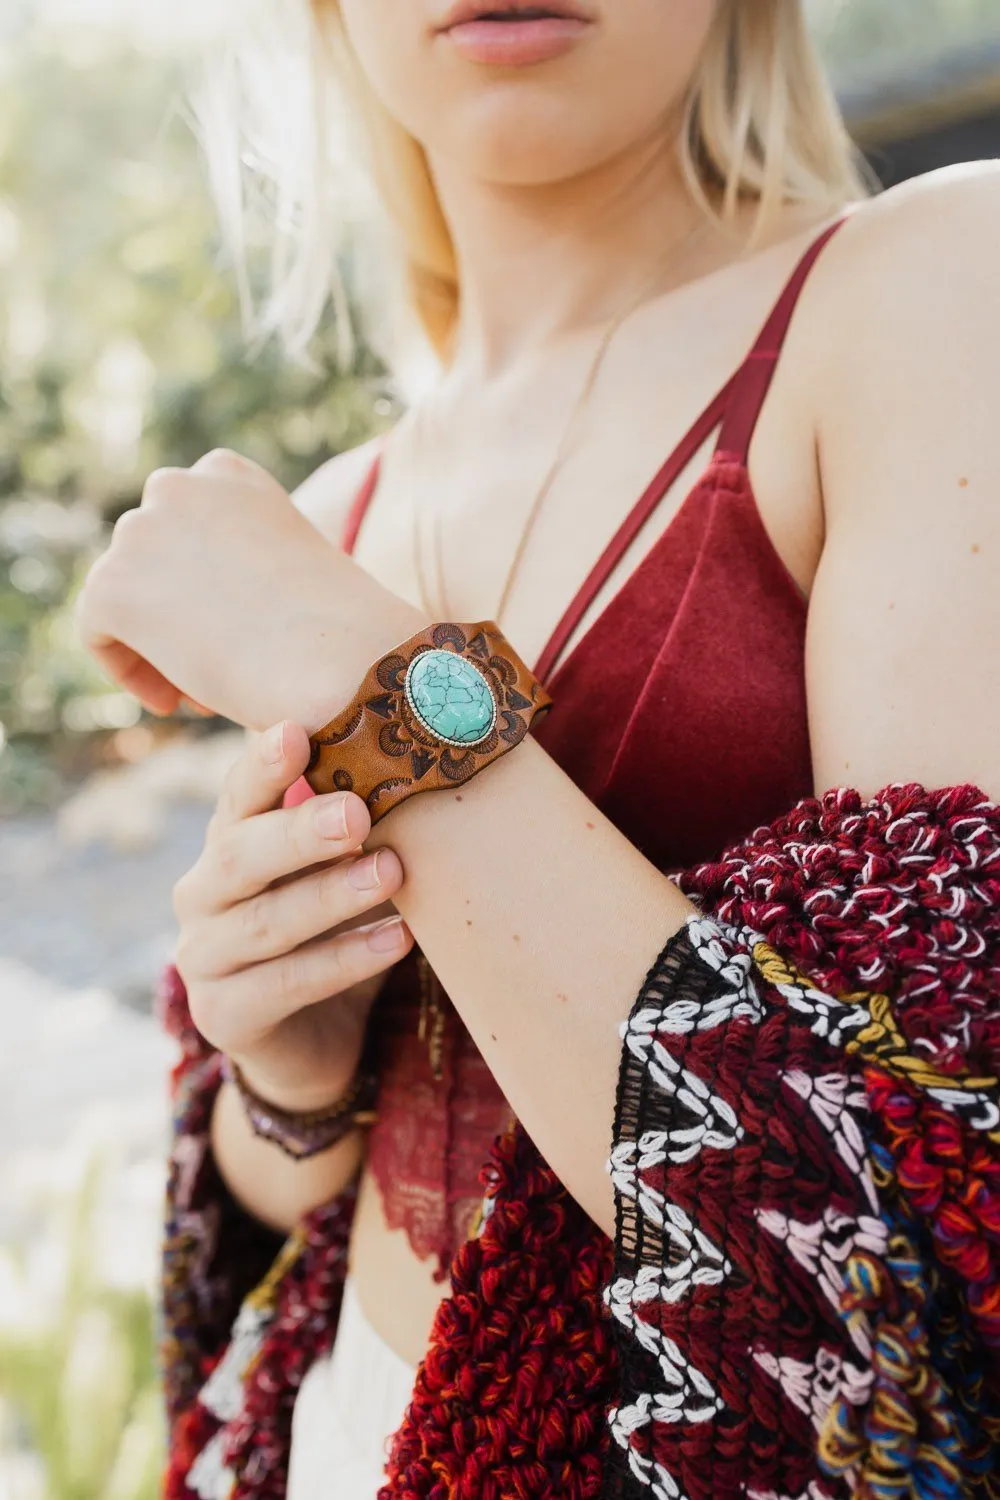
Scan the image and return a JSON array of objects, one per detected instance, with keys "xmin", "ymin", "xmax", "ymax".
[{"xmin": 428, "ymin": 131, "xmax": 711, "ymax": 383}]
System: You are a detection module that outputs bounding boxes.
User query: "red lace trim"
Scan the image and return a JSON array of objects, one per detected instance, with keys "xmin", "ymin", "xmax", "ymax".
[{"xmin": 367, "ymin": 947, "xmax": 512, "ymax": 1280}]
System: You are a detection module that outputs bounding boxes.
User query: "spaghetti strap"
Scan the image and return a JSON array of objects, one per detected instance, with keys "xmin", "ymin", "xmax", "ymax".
[
  {"xmin": 532, "ymin": 369, "xmax": 738, "ymax": 684},
  {"xmin": 714, "ymin": 215, "xmax": 848, "ymax": 463},
  {"xmin": 341, "ymin": 450, "xmax": 383, "ymax": 555},
  {"xmin": 341, "ymin": 213, "xmax": 849, "ymax": 652},
  {"xmin": 533, "ymin": 216, "xmax": 848, "ymax": 682}
]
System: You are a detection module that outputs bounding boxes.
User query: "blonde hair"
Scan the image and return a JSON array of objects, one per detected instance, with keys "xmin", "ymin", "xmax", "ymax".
[{"xmin": 196, "ymin": 0, "xmax": 865, "ymax": 372}]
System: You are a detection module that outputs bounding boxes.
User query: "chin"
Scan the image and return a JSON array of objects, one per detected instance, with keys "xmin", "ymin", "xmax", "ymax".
[
  {"xmin": 432, "ymin": 87, "xmax": 648, "ymax": 186},
  {"xmin": 338, "ymin": 0, "xmax": 714, "ymax": 190}
]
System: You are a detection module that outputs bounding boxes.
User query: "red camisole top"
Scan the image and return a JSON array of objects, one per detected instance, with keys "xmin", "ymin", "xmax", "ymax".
[{"xmin": 287, "ymin": 217, "xmax": 846, "ymax": 1274}]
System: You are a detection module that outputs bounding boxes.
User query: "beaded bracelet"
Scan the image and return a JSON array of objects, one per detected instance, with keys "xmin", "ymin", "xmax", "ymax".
[{"xmin": 222, "ymin": 1055, "xmax": 378, "ymax": 1161}]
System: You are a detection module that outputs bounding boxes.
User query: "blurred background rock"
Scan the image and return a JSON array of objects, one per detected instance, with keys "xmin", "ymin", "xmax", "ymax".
[{"xmin": 0, "ymin": 1, "xmax": 998, "ymax": 1496}]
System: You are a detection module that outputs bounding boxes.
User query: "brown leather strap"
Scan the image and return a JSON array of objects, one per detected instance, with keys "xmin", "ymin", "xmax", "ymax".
[{"xmin": 304, "ymin": 621, "xmax": 552, "ymax": 822}]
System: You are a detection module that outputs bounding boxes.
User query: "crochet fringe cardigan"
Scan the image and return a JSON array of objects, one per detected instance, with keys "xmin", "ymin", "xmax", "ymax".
[{"xmin": 159, "ymin": 784, "xmax": 1000, "ymax": 1500}]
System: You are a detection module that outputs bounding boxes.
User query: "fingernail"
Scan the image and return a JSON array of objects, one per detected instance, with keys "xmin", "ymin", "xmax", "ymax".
[
  {"xmin": 347, "ymin": 852, "xmax": 382, "ymax": 892},
  {"xmin": 366, "ymin": 915, "xmax": 408, "ymax": 953},
  {"xmin": 315, "ymin": 795, "xmax": 350, "ymax": 840},
  {"xmin": 263, "ymin": 723, "xmax": 286, "ymax": 764}
]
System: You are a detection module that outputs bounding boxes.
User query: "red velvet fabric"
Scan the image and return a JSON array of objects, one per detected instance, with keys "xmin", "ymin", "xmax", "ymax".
[
  {"xmin": 286, "ymin": 217, "xmax": 846, "ymax": 1274},
  {"xmin": 532, "ymin": 451, "xmax": 811, "ymax": 873}
]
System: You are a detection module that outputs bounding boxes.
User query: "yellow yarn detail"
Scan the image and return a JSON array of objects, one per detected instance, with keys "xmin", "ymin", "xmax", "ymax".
[
  {"xmin": 751, "ymin": 942, "xmax": 806, "ymax": 989},
  {"xmin": 752, "ymin": 941, "xmax": 1000, "ymax": 1137},
  {"xmin": 848, "ymin": 995, "xmax": 1000, "ymax": 1143},
  {"xmin": 246, "ymin": 1226, "xmax": 308, "ymax": 1315},
  {"xmin": 849, "ymin": 992, "xmax": 996, "ymax": 1090}
]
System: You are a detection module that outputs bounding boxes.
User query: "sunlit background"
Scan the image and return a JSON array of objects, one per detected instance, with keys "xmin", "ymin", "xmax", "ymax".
[{"xmin": 1, "ymin": 2, "xmax": 999, "ymax": 1496}]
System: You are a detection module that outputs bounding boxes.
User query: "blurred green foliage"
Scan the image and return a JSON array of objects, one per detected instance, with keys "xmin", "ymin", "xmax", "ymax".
[
  {"xmin": 0, "ymin": 1161, "xmax": 164, "ymax": 1500},
  {"xmin": 4, "ymin": 3, "xmax": 1000, "ymax": 818},
  {"xmin": 0, "ymin": 33, "xmax": 396, "ymax": 815}
]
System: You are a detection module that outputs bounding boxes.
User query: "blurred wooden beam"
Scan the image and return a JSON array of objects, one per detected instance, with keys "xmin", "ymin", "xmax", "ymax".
[{"xmin": 840, "ymin": 37, "xmax": 1000, "ymax": 146}]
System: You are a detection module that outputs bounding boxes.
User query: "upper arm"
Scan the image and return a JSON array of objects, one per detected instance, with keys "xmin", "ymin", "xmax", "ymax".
[
  {"xmin": 290, "ymin": 434, "xmax": 384, "ymax": 547},
  {"xmin": 806, "ymin": 164, "xmax": 1000, "ymax": 800}
]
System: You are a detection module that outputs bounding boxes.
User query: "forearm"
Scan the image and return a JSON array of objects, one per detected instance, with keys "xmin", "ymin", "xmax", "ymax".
[
  {"xmin": 211, "ymin": 1080, "xmax": 365, "ymax": 1235},
  {"xmin": 365, "ymin": 732, "xmax": 692, "ymax": 1235}
]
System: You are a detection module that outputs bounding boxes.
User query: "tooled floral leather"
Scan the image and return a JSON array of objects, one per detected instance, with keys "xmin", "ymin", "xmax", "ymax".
[{"xmin": 303, "ymin": 620, "xmax": 553, "ymax": 822}]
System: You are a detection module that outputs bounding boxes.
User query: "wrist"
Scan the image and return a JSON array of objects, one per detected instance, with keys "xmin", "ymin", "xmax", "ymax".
[
  {"xmin": 230, "ymin": 1052, "xmax": 365, "ymax": 1116},
  {"xmin": 290, "ymin": 589, "xmax": 430, "ymax": 736},
  {"xmin": 303, "ymin": 617, "xmax": 553, "ymax": 824},
  {"xmin": 211, "ymin": 1084, "xmax": 365, "ymax": 1233},
  {"xmin": 223, "ymin": 1054, "xmax": 377, "ymax": 1162}
]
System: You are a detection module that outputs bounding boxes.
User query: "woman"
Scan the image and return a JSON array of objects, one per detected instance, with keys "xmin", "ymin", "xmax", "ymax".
[{"xmin": 77, "ymin": 2, "xmax": 1000, "ymax": 1497}]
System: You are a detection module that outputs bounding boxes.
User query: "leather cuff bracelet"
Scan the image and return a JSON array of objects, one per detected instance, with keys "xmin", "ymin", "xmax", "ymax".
[
  {"xmin": 222, "ymin": 1056, "xmax": 378, "ymax": 1161},
  {"xmin": 303, "ymin": 621, "xmax": 553, "ymax": 823}
]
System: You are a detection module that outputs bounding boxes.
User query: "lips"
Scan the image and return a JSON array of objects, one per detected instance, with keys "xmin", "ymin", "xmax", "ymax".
[
  {"xmin": 436, "ymin": 2, "xmax": 592, "ymax": 31},
  {"xmin": 435, "ymin": 1, "xmax": 594, "ymax": 65}
]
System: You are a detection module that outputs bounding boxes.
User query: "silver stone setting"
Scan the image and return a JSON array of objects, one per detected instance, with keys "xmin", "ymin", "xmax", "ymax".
[{"xmin": 403, "ymin": 649, "xmax": 497, "ymax": 748}]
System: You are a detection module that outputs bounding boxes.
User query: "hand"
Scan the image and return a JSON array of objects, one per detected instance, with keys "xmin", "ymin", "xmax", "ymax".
[
  {"xmin": 75, "ymin": 449, "xmax": 424, "ymax": 732},
  {"xmin": 172, "ymin": 720, "xmax": 414, "ymax": 1112}
]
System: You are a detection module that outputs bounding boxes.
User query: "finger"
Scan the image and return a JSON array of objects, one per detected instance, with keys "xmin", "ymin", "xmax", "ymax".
[
  {"xmin": 196, "ymin": 848, "xmax": 404, "ymax": 976},
  {"xmin": 141, "ymin": 466, "xmax": 186, "ymax": 503},
  {"xmin": 215, "ymin": 721, "xmax": 313, "ymax": 825},
  {"xmin": 190, "ymin": 448, "xmax": 273, "ymax": 486},
  {"xmin": 198, "ymin": 789, "xmax": 373, "ymax": 909},
  {"xmin": 89, "ymin": 639, "xmax": 183, "ymax": 716},
  {"xmin": 199, "ymin": 913, "xmax": 413, "ymax": 1036}
]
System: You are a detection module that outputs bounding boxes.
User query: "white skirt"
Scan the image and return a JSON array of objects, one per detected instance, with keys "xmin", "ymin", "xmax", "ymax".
[{"xmin": 287, "ymin": 1276, "xmax": 418, "ymax": 1500}]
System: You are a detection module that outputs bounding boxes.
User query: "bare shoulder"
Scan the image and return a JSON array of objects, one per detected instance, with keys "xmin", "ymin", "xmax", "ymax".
[
  {"xmin": 790, "ymin": 163, "xmax": 1000, "ymax": 508},
  {"xmin": 805, "ymin": 160, "xmax": 1000, "ymax": 343},
  {"xmin": 291, "ymin": 433, "xmax": 385, "ymax": 546},
  {"xmin": 849, "ymin": 157, "xmax": 1000, "ymax": 225}
]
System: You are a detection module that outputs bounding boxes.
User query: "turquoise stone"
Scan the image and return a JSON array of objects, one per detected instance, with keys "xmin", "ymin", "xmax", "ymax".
[{"xmin": 405, "ymin": 650, "xmax": 496, "ymax": 747}]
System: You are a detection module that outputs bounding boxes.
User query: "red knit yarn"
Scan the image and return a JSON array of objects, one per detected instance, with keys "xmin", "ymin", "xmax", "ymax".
[
  {"xmin": 226, "ymin": 1198, "xmax": 353, "ymax": 1497},
  {"xmin": 680, "ymin": 785, "xmax": 1000, "ymax": 1362},
  {"xmin": 675, "ymin": 783, "xmax": 1000, "ymax": 1492},
  {"xmin": 867, "ymin": 1067, "xmax": 1000, "ymax": 1348},
  {"xmin": 164, "ymin": 1400, "xmax": 218, "ymax": 1500},
  {"xmin": 682, "ymin": 785, "xmax": 1000, "ymax": 1073},
  {"xmin": 159, "ymin": 783, "xmax": 1000, "ymax": 1500},
  {"xmin": 380, "ymin": 1127, "xmax": 616, "ymax": 1499}
]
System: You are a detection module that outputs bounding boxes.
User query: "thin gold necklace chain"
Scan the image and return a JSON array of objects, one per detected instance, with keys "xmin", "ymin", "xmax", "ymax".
[{"xmin": 410, "ymin": 217, "xmax": 712, "ymax": 626}]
